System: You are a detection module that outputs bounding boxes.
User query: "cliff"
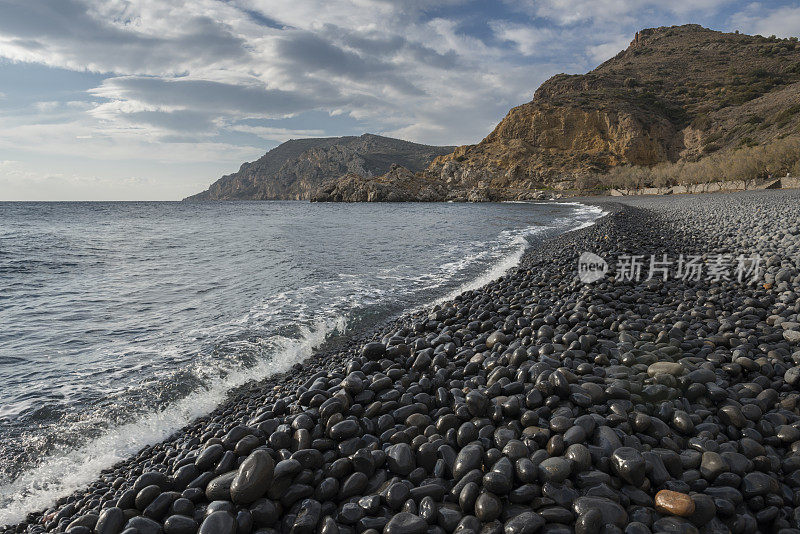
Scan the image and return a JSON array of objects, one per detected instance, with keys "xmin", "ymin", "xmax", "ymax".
[
  {"xmin": 185, "ymin": 134, "xmax": 454, "ymax": 201},
  {"xmin": 425, "ymin": 24, "xmax": 800, "ymax": 194}
]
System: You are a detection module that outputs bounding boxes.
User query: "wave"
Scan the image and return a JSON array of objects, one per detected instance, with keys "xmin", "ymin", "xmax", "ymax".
[
  {"xmin": 0, "ymin": 316, "xmax": 344, "ymax": 526},
  {"xmin": 434, "ymin": 202, "xmax": 604, "ymax": 304}
]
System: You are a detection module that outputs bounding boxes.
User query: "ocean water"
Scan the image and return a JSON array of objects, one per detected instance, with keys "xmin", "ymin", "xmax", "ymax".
[{"xmin": 0, "ymin": 200, "xmax": 602, "ymax": 524}]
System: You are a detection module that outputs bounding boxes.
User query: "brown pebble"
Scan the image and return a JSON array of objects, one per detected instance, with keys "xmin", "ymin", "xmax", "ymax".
[{"xmin": 655, "ymin": 490, "xmax": 695, "ymax": 517}]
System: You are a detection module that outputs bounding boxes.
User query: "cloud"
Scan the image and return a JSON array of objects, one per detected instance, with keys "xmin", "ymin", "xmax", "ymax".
[
  {"xmin": 91, "ymin": 76, "xmax": 342, "ymax": 117},
  {"xmin": 0, "ymin": 0, "xmax": 251, "ymax": 74},
  {"xmin": 507, "ymin": 0, "xmax": 734, "ymax": 25},
  {"xmin": 230, "ymin": 125, "xmax": 327, "ymax": 142},
  {"xmin": 489, "ymin": 22, "xmax": 558, "ymax": 56},
  {"xmin": 587, "ymin": 35, "xmax": 632, "ymax": 63},
  {"xmin": 730, "ymin": 4, "xmax": 800, "ymax": 38}
]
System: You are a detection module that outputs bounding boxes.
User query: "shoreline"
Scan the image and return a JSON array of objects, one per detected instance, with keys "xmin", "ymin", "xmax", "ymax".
[
  {"xmin": 0, "ymin": 202, "xmax": 601, "ymax": 528},
  {"xmin": 4, "ymin": 189, "xmax": 800, "ymax": 534}
]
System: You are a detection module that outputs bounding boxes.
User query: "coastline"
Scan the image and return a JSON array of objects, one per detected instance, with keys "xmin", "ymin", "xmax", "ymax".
[{"xmin": 4, "ymin": 189, "xmax": 800, "ymax": 534}]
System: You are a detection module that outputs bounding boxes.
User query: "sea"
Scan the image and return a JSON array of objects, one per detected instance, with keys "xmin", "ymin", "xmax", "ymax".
[{"xmin": 0, "ymin": 200, "xmax": 602, "ymax": 524}]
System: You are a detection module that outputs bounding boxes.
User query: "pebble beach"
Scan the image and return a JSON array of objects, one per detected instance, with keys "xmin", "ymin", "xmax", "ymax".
[{"xmin": 5, "ymin": 189, "xmax": 800, "ymax": 534}]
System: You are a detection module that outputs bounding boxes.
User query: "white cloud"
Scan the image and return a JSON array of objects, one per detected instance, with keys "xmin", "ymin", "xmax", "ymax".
[
  {"xmin": 231, "ymin": 125, "xmax": 327, "ymax": 142},
  {"xmin": 586, "ymin": 35, "xmax": 631, "ymax": 63},
  {"xmin": 490, "ymin": 22, "xmax": 558, "ymax": 56},
  {"xmin": 730, "ymin": 3, "xmax": 800, "ymax": 38},
  {"xmin": 509, "ymin": 0, "xmax": 734, "ymax": 25}
]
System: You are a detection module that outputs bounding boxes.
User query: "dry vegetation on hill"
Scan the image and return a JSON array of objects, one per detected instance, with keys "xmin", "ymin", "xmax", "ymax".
[{"xmin": 583, "ymin": 136, "xmax": 800, "ymax": 191}]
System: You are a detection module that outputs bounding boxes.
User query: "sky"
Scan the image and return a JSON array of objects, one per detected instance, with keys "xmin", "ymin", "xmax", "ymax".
[{"xmin": 0, "ymin": 0, "xmax": 799, "ymax": 201}]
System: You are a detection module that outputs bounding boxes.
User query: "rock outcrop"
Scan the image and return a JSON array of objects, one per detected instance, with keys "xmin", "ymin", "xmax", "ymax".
[
  {"xmin": 185, "ymin": 134, "xmax": 454, "ymax": 201},
  {"xmin": 310, "ymin": 165, "xmax": 447, "ymax": 202},
  {"xmin": 424, "ymin": 25, "xmax": 800, "ymax": 193}
]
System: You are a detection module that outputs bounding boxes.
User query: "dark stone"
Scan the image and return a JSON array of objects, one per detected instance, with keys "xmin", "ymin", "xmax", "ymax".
[
  {"xmin": 198, "ymin": 511, "xmax": 236, "ymax": 534},
  {"xmin": 572, "ymin": 497, "xmax": 627, "ymax": 528},
  {"xmin": 502, "ymin": 512, "xmax": 544, "ymax": 534},
  {"xmin": 383, "ymin": 512, "xmax": 428, "ymax": 534},
  {"xmin": 96, "ymin": 507, "xmax": 125, "ymax": 534},
  {"xmin": 610, "ymin": 447, "xmax": 646, "ymax": 486},
  {"xmin": 231, "ymin": 449, "xmax": 275, "ymax": 504},
  {"xmin": 163, "ymin": 515, "xmax": 198, "ymax": 534},
  {"xmin": 474, "ymin": 493, "xmax": 502, "ymax": 522}
]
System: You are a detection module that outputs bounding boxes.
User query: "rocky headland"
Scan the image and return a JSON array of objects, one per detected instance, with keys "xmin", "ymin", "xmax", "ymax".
[
  {"xmin": 6, "ymin": 189, "xmax": 800, "ymax": 534},
  {"xmin": 423, "ymin": 25, "xmax": 800, "ymax": 196},
  {"xmin": 184, "ymin": 135, "xmax": 454, "ymax": 201}
]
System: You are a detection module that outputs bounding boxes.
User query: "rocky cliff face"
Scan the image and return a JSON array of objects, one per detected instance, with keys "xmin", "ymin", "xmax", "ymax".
[
  {"xmin": 310, "ymin": 165, "xmax": 449, "ymax": 202},
  {"xmin": 425, "ymin": 25, "xmax": 800, "ymax": 194},
  {"xmin": 185, "ymin": 134, "xmax": 454, "ymax": 201}
]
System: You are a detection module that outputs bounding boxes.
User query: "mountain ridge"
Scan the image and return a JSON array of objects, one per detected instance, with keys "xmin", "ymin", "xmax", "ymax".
[{"xmin": 184, "ymin": 134, "xmax": 454, "ymax": 201}]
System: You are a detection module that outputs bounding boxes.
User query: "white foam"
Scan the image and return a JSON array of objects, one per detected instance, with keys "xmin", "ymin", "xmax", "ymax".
[
  {"xmin": 431, "ymin": 201, "xmax": 605, "ymax": 305},
  {"xmin": 0, "ymin": 315, "xmax": 344, "ymax": 526}
]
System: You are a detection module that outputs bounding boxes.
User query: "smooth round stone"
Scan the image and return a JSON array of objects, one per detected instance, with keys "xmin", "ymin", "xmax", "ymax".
[
  {"xmin": 361, "ymin": 342, "xmax": 386, "ymax": 360},
  {"xmin": 699, "ymin": 452, "xmax": 728, "ymax": 482},
  {"xmin": 330, "ymin": 420, "xmax": 360, "ymax": 440},
  {"xmin": 67, "ymin": 515, "xmax": 99, "ymax": 532},
  {"xmin": 572, "ymin": 497, "xmax": 627, "ymax": 528},
  {"xmin": 537, "ymin": 457, "xmax": 571, "ymax": 484},
  {"xmin": 231, "ymin": 449, "xmax": 275, "ymax": 504},
  {"xmin": 474, "ymin": 493, "xmax": 502, "ymax": 522},
  {"xmin": 338, "ymin": 503, "xmax": 364, "ymax": 524},
  {"xmin": 465, "ymin": 391, "xmax": 488, "ymax": 417},
  {"xmin": 611, "ymin": 447, "xmax": 646, "ymax": 486},
  {"xmin": 647, "ymin": 362, "xmax": 684, "ymax": 377},
  {"xmin": 96, "ymin": 507, "xmax": 125, "ymax": 534},
  {"xmin": 502, "ymin": 511, "xmax": 544, "ymax": 534},
  {"xmin": 134, "ymin": 472, "xmax": 170, "ymax": 492},
  {"xmin": 199, "ymin": 511, "xmax": 236, "ymax": 534},
  {"xmin": 249, "ymin": 498, "xmax": 280, "ymax": 527},
  {"xmin": 718, "ymin": 406, "xmax": 746, "ymax": 428},
  {"xmin": 172, "ymin": 497, "xmax": 194, "ymax": 516},
  {"xmin": 453, "ymin": 444, "xmax": 483, "ymax": 480},
  {"xmin": 654, "ymin": 490, "xmax": 695, "ymax": 517},
  {"xmin": 741, "ymin": 472, "xmax": 778, "ymax": 497},
  {"xmin": 205, "ymin": 471, "xmax": 237, "ymax": 501},
  {"xmin": 574, "ymin": 509, "xmax": 602, "ymax": 534},
  {"xmin": 164, "ymin": 515, "xmax": 198, "ymax": 534},
  {"xmin": 340, "ymin": 472, "xmax": 369, "ymax": 499},
  {"xmin": 125, "ymin": 516, "xmax": 163, "ymax": 534},
  {"xmin": 459, "ymin": 482, "xmax": 480, "ymax": 512},
  {"xmin": 385, "ymin": 482, "xmax": 411, "ymax": 510},
  {"xmin": 387, "ymin": 443, "xmax": 415, "ymax": 476},
  {"xmin": 784, "ymin": 366, "xmax": 800, "ymax": 386},
  {"xmin": 383, "ymin": 512, "xmax": 428, "ymax": 534},
  {"xmin": 195, "ymin": 444, "xmax": 224, "ymax": 471},
  {"xmin": 136, "ymin": 485, "xmax": 162, "ymax": 511}
]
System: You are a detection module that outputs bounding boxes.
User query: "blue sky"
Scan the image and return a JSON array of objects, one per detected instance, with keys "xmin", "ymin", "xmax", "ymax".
[{"xmin": 0, "ymin": 0, "xmax": 798, "ymax": 200}]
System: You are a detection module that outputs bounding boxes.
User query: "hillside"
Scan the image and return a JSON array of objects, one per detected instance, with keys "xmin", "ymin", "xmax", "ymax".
[
  {"xmin": 184, "ymin": 134, "xmax": 454, "ymax": 200},
  {"xmin": 425, "ymin": 24, "xmax": 800, "ymax": 196}
]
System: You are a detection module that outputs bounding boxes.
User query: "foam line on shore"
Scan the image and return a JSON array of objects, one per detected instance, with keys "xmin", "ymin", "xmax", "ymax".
[
  {"xmin": 433, "ymin": 202, "xmax": 605, "ymax": 305},
  {"xmin": 0, "ymin": 316, "xmax": 344, "ymax": 526}
]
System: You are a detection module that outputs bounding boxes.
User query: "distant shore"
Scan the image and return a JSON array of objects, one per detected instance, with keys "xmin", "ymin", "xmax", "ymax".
[{"xmin": 5, "ymin": 189, "xmax": 800, "ymax": 534}]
